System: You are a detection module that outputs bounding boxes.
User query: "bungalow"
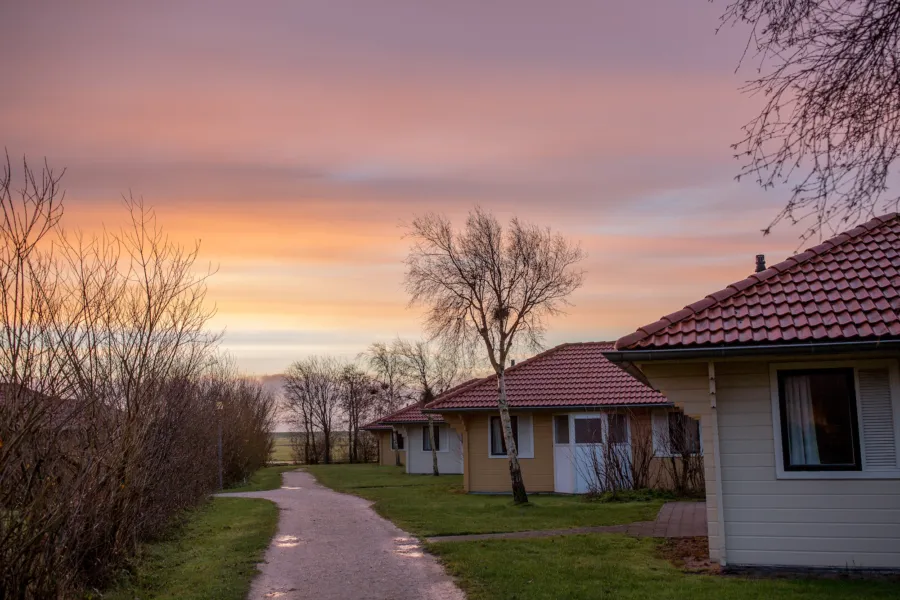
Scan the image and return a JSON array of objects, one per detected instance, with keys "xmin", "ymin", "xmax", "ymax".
[
  {"xmin": 424, "ymin": 342, "xmax": 701, "ymax": 494},
  {"xmin": 361, "ymin": 419, "xmax": 405, "ymax": 467},
  {"xmin": 604, "ymin": 213, "xmax": 900, "ymax": 570},
  {"xmin": 363, "ymin": 400, "xmax": 465, "ymax": 474}
]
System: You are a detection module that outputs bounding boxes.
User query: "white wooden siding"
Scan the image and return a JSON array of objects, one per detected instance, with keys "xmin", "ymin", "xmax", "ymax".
[
  {"xmin": 716, "ymin": 359, "xmax": 900, "ymax": 569},
  {"xmin": 642, "ymin": 355, "xmax": 900, "ymax": 569},
  {"xmin": 402, "ymin": 425, "xmax": 464, "ymax": 474}
]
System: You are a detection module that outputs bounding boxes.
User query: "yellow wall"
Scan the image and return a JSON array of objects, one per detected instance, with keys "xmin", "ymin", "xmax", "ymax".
[
  {"xmin": 458, "ymin": 412, "xmax": 555, "ymax": 493},
  {"xmin": 376, "ymin": 430, "xmax": 405, "ymax": 466}
]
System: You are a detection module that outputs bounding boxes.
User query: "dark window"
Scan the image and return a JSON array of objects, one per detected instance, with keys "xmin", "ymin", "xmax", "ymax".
[
  {"xmin": 667, "ymin": 412, "xmax": 701, "ymax": 454},
  {"xmin": 608, "ymin": 414, "xmax": 628, "ymax": 444},
  {"xmin": 574, "ymin": 417, "xmax": 603, "ymax": 444},
  {"xmin": 490, "ymin": 415, "xmax": 519, "ymax": 456},
  {"xmin": 423, "ymin": 425, "xmax": 440, "ymax": 451},
  {"xmin": 392, "ymin": 431, "xmax": 404, "ymax": 450},
  {"xmin": 778, "ymin": 369, "xmax": 861, "ymax": 471},
  {"xmin": 554, "ymin": 415, "xmax": 570, "ymax": 444}
]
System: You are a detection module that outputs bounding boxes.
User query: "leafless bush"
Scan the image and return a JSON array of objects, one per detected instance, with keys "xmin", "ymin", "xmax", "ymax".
[
  {"xmin": 577, "ymin": 411, "xmax": 658, "ymax": 498},
  {"xmin": 655, "ymin": 411, "xmax": 705, "ymax": 496},
  {"xmin": 0, "ymin": 155, "xmax": 275, "ymax": 598}
]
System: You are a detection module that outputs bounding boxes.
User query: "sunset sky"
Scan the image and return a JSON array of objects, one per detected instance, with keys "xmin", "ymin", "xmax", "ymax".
[{"xmin": 3, "ymin": 2, "xmax": 811, "ymax": 374}]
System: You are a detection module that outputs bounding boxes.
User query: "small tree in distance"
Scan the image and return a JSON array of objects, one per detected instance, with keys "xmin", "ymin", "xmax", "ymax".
[
  {"xmin": 394, "ymin": 338, "xmax": 462, "ymax": 476},
  {"xmin": 405, "ymin": 207, "xmax": 585, "ymax": 503}
]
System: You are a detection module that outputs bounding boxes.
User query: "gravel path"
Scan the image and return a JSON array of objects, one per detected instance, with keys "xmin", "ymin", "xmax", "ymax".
[{"xmin": 216, "ymin": 469, "xmax": 465, "ymax": 600}]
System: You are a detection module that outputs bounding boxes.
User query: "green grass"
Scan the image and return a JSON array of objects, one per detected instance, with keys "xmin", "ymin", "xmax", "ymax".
[
  {"xmin": 226, "ymin": 465, "xmax": 298, "ymax": 492},
  {"xmin": 104, "ymin": 498, "xmax": 278, "ymax": 600},
  {"xmin": 304, "ymin": 464, "xmax": 663, "ymax": 537},
  {"xmin": 429, "ymin": 534, "xmax": 899, "ymax": 600}
]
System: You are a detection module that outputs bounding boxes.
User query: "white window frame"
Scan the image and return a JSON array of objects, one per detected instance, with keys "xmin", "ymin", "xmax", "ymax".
[
  {"xmin": 652, "ymin": 408, "xmax": 703, "ymax": 458},
  {"xmin": 770, "ymin": 359, "xmax": 900, "ymax": 480},
  {"xmin": 487, "ymin": 413, "xmax": 534, "ymax": 459}
]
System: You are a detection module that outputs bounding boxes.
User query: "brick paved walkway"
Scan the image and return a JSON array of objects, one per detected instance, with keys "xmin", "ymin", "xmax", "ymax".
[{"xmin": 426, "ymin": 501, "xmax": 706, "ymax": 544}]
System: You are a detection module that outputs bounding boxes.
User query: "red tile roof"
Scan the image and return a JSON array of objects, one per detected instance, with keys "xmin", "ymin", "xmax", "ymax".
[
  {"xmin": 361, "ymin": 380, "xmax": 481, "ymax": 429},
  {"xmin": 424, "ymin": 342, "xmax": 669, "ymax": 411},
  {"xmin": 615, "ymin": 213, "xmax": 900, "ymax": 350}
]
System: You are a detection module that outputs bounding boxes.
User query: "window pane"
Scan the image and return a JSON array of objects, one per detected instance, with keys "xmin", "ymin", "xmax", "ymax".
[
  {"xmin": 490, "ymin": 415, "xmax": 518, "ymax": 455},
  {"xmin": 424, "ymin": 426, "xmax": 439, "ymax": 451},
  {"xmin": 395, "ymin": 432, "xmax": 404, "ymax": 450},
  {"xmin": 608, "ymin": 414, "xmax": 627, "ymax": 444},
  {"xmin": 554, "ymin": 415, "xmax": 570, "ymax": 444},
  {"xmin": 574, "ymin": 417, "xmax": 603, "ymax": 444},
  {"xmin": 667, "ymin": 413, "xmax": 700, "ymax": 454},
  {"xmin": 781, "ymin": 370, "xmax": 858, "ymax": 469}
]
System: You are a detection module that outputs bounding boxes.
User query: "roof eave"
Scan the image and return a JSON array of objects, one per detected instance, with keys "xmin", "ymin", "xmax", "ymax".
[
  {"xmin": 604, "ymin": 338, "xmax": 900, "ymax": 363},
  {"xmin": 423, "ymin": 401, "xmax": 673, "ymax": 413}
]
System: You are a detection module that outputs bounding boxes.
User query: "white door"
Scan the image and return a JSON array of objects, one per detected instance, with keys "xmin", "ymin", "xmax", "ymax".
[
  {"xmin": 554, "ymin": 413, "xmax": 633, "ymax": 494},
  {"xmin": 553, "ymin": 414, "xmax": 575, "ymax": 493},
  {"xmin": 573, "ymin": 415, "xmax": 604, "ymax": 494}
]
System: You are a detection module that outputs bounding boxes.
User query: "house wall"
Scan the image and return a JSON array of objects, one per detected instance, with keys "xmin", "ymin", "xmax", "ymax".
[
  {"xmin": 445, "ymin": 408, "xmax": 693, "ymax": 494},
  {"xmin": 463, "ymin": 412, "xmax": 555, "ymax": 493},
  {"xmin": 377, "ymin": 431, "xmax": 405, "ymax": 467},
  {"xmin": 641, "ymin": 354, "xmax": 900, "ymax": 569},
  {"xmin": 400, "ymin": 423, "xmax": 464, "ymax": 474}
]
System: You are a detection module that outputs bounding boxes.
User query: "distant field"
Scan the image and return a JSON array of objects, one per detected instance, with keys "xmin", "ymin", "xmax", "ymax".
[
  {"xmin": 269, "ymin": 435, "xmax": 294, "ymax": 462},
  {"xmin": 267, "ymin": 432, "xmax": 372, "ymax": 464}
]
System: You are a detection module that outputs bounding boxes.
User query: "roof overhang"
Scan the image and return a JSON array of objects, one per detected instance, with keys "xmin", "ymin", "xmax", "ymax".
[
  {"xmin": 423, "ymin": 402, "xmax": 673, "ymax": 413},
  {"xmin": 603, "ymin": 338, "xmax": 900, "ymax": 363}
]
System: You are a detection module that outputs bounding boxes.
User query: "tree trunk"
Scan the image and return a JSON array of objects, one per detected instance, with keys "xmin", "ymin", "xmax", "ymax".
[
  {"xmin": 428, "ymin": 415, "xmax": 439, "ymax": 476},
  {"xmin": 497, "ymin": 370, "xmax": 527, "ymax": 504}
]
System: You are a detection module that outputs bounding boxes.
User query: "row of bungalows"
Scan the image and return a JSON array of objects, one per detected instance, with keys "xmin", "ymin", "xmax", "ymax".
[
  {"xmin": 362, "ymin": 212, "xmax": 900, "ymax": 572},
  {"xmin": 364, "ymin": 342, "xmax": 702, "ymax": 493}
]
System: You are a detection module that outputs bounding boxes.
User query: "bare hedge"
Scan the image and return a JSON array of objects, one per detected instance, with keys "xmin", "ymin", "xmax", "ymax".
[{"xmin": 0, "ymin": 157, "xmax": 275, "ymax": 598}]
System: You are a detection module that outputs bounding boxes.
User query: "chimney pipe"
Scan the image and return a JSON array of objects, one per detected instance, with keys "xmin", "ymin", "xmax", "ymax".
[
  {"xmin": 755, "ymin": 254, "xmax": 766, "ymax": 273},
  {"xmin": 510, "ymin": 359, "xmax": 516, "ymax": 366}
]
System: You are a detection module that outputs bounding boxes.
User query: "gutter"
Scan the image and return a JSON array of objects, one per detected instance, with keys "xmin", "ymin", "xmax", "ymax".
[
  {"xmin": 603, "ymin": 339, "xmax": 900, "ymax": 363},
  {"xmin": 422, "ymin": 402, "xmax": 674, "ymax": 414}
]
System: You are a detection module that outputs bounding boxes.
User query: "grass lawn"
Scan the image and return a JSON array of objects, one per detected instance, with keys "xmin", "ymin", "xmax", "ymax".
[
  {"xmin": 105, "ymin": 498, "xmax": 277, "ymax": 600},
  {"xmin": 429, "ymin": 534, "xmax": 899, "ymax": 600},
  {"xmin": 304, "ymin": 464, "xmax": 664, "ymax": 537},
  {"xmin": 226, "ymin": 465, "xmax": 298, "ymax": 492}
]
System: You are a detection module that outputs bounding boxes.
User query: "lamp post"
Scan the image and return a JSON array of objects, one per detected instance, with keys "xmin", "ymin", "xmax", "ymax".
[{"xmin": 216, "ymin": 400, "xmax": 224, "ymax": 490}]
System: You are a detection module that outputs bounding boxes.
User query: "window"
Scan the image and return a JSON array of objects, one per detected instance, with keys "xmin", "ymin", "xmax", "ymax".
[
  {"xmin": 554, "ymin": 415, "xmax": 570, "ymax": 444},
  {"xmin": 777, "ymin": 369, "xmax": 861, "ymax": 471},
  {"xmin": 490, "ymin": 415, "xmax": 518, "ymax": 456},
  {"xmin": 574, "ymin": 417, "xmax": 603, "ymax": 444},
  {"xmin": 423, "ymin": 425, "xmax": 441, "ymax": 451},
  {"xmin": 391, "ymin": 431, "xmax": 404, "ymax": 451},
  {"xmin": 667, "ymin": 412, "xmax": 701, "ymax": 455},
  {"xmin": 608, "ymin": 414, "xmax": 628, "ymax": 444}
]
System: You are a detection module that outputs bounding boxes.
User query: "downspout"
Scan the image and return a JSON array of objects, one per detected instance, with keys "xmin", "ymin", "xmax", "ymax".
[{"xmin": 708, "ymin": 362, "xmax": 728, "ymax": 566}]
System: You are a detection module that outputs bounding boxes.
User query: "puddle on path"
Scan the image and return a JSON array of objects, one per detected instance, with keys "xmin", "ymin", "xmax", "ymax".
[
  {"xmin": 275, "ymin": 535, "xmax": 303, "ymax": 548},
  {"xmin": 281, "ymin": 486, "xmax": 302, "ymax": 490},
  {"xmin": 393, "ymin": 536, "xmax": 424, "ymax": 558}
]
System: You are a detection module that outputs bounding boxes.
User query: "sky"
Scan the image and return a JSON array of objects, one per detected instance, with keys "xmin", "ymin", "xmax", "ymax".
[{"xmin": 1, "ymin": 1, "xmax": 813, "ymax": 374}]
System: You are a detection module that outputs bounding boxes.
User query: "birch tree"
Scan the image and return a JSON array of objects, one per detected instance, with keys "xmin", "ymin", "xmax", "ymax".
[{"xmin": 405, "ymin": 207, "xmax": 584, "ymax": 503}]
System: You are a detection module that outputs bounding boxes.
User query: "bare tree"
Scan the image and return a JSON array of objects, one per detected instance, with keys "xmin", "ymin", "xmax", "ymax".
[
  {"xmin": 365, "ymin": 341, "xmax": 410, "ymax": 466},
  {"xmin": 283, "ymin": 356, "xmax": 342, "ymax": 464},
  {"xmin": 340, "ymin": 363, "xmax": 375, "ymax": 464},
  {"xmin": 719, "ymin": 0, "xmax": 900, "ymax": 240},
  {"xmin": 394, "ymin": 338, "xmax": 461, "ymax": 476},
  {"xmin": 406, "ymin": 207, "xmax": 585, "ymax": 503}
]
